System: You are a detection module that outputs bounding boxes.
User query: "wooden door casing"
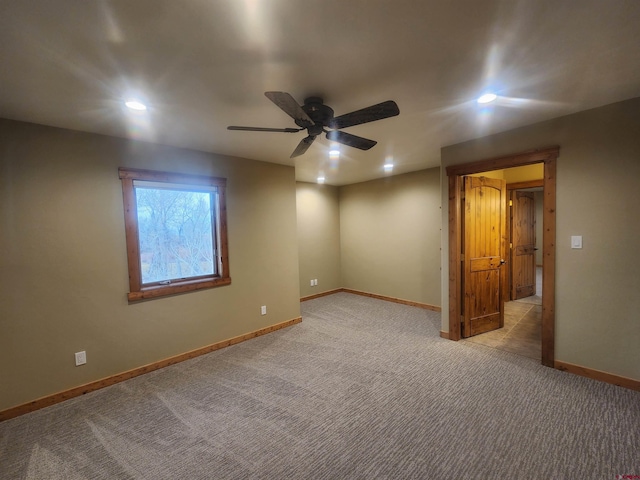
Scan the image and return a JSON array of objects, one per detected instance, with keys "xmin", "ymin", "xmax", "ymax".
[
  {"xmin": 462, "ymin": 176, "xmax": 507, "ymax": 337},
  {"xmin": 446, "ymin": 146, "xmax": 558, "ymax": 367},
  {"xmin": 511, "ymin": 191, "xmax": 537, "ymax": 300}
]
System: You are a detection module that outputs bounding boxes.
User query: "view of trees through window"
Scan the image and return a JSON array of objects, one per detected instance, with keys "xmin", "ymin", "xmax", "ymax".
[
  {"xmin": 135, "ymin": 185, "xmax": 216, "ymax": 284},
  {"xmin": 120, "ymin": 167, "xmax": 230, "ymax": 301}
]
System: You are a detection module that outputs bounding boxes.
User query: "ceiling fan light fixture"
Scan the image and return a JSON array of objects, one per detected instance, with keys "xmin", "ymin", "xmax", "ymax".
[
  {"xmin": 383, "ymin": 163, "xmax": 394, "ymax": 172},
  {"xmin": 477, "ymin": 93, "xmax": 497, "ymax": 104},
  {"xmin": 317, "ymin": 176, "xmax": 325, "ymax": 184},
  {"xmin": 329, "ymin": 149, "xmax": 340, "ymax": 159}
]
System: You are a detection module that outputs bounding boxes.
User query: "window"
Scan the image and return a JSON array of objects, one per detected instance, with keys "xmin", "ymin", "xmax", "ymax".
[{"xmin": 119, "ymin": 168, "xmax": 230, "ymax": 301}]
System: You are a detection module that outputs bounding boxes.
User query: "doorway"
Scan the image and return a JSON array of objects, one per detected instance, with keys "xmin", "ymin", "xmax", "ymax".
[
  {"xmin": 464, "ymin": 179, "xmax": 543, "ymax": 359},
  {"xmin": 446, "ymin": 147, "xmax": 558, "ymax": 367},
  {"xmin": 507, "ymin": 181, "xmax": 543, "ymax": 303}
]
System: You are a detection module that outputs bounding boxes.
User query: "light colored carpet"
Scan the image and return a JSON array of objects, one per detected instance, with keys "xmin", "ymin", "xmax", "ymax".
[{"xmin": 1, "ymin": 292, "xmax": 638, "ymax": 479}]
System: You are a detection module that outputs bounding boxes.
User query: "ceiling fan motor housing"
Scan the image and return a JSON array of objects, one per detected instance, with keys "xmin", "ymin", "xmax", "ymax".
[{"xmin": 298, "ymin": 97, "xmax": 334, "ymax": 136}]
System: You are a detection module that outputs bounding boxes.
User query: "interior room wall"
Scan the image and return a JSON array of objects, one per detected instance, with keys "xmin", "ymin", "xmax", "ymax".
[
  {"xmin": 296, "ymin": 182, "xmax": 342, "ymax": 297},
  {"xmin": 440, "ymin": 97, "xmax": 640, "ymax": 381},
  {"xmin": 0, "ymin": 119, "xmax": 301, "ymax": 411},
  {"xmin": 339, "ymin": 168, "xmax": 441, "ymax": 308}
]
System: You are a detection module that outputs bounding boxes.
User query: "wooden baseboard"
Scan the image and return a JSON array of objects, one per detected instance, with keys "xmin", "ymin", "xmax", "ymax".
[
  {"xmin": 301, "ymin": 288, "xmax": 441, "ymax": 313},
  {"xmin": 300, "ymin": 288, "xmax": 343, "ymax": 302},
  {"xmin": 555, "ymin": 360, "xmax": 640, "ymax": 392},
  {"xmin": 439, "ymin": 330, "xmax": 450, "ymax": 339},
  {"xmin": 341, "ymin": 288, "xmax": 441, "ymax": 312},
  {"xmin": 0, "ymin": 317, "xmax": 302, "ymax": 422}
]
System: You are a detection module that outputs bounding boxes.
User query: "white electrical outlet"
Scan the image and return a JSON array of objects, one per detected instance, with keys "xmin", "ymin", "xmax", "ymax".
[
  {"xmin": 75, "ymin": 351, "xmax": 87, "ymax": 366},
  {"xmin": 261, "ymin": 305, "xmax": 267, "ymax": 315},
  {"xmin": 314, "ymin": 279, "xmax": 318, "ymax": 286},
  {"xmin": 310, "ymin": 279, "xmax": 314, "ymax": 287}
]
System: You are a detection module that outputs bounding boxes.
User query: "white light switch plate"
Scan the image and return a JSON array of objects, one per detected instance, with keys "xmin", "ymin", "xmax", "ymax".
[{"xmin": 571, "ymin": 235, "xmax": 583, "ymax": 249}]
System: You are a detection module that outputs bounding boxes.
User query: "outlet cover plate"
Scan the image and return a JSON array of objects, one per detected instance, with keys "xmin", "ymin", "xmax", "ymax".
[{"xmin": 75, "ymin": 351, "xmax": 87, "ymax": 366}]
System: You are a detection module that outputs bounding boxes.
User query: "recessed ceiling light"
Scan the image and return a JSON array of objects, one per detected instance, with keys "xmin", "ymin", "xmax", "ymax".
[
  {"xmin": 317, "ymin": 176, "xmax": 325, "ymax": 184},
  {"xmin": 329, "ymin": 149, "xmax": 340, "ymax": 159},
  {"xmin": 383, "ymin": 163, "xmax": 393, "ymax": 172},
  {"xmin": 125, "ymin": 100, "xmax": 147, "ymax": 111},
  {"xmin": 477, "ymin": 93, "xmax": 497, "ymax": 104}
]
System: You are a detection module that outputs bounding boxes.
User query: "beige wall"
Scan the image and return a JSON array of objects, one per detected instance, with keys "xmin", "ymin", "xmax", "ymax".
[
  {"xmin": 0, "ymin": 119, "xmax": 301, "ymax": 411},
  {"xmin": 296, "ymin": 183, "xmax": 341, "ymax": 297},
  {"xmin": 441, "ymin": 97, "xmax": 640, "ymax": 381},
  {"xmin": 339, "ymin": 169, "xmax": 441, "ymax": 307}
]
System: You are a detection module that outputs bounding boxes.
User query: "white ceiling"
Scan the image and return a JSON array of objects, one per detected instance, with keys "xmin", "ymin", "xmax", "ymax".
[{"xmin": 1, "ymin": 0, "xmax": 639, "ymax": 185}]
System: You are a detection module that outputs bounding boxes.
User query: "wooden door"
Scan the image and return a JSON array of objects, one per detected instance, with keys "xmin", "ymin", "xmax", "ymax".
[
  {"xmin": 510, "ymin": 191, "xmax": 536, "ymax": 299},
  {"xmin": 462, "ymin": 176, "xmax": 507, "ymax": 337}
]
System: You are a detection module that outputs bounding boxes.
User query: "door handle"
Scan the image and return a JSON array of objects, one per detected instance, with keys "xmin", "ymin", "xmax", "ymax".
[{"xmin": 499, "ymin": 259, "xmax": 506, "ymax": 266}]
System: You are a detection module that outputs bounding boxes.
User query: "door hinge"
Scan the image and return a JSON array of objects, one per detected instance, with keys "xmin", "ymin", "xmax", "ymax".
[
  {"xmin": 509, "ymin": 199, "xmax": 513, "ymax": 207},
  {"xmin": 509, "ymin": 242, "xmax": 513, "ymax": 249}
]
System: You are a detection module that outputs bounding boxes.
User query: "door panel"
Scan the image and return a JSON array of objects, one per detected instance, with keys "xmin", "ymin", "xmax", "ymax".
[
  {"xmin": 511, "ymin": 191, "xmax": 536, "ymax": 299},
  {"xmin": 462, "ymin": 176, "xmax": 507, "ymax": 337}
]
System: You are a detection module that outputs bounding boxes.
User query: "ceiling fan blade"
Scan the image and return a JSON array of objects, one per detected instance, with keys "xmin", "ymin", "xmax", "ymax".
[
  {"xmin": 329, "ymin": 100, "xmax": 399, "ymax": 130},
  {"xmin": 227, "ymin": 126, "xmax": 302, "ymax": 133},
  {"xmin": 290, "ymin": 135, "xmax": 316, "ymax": 158},
  {"xmin": 326, "ymin": 130, "xmax": 377, "ymax": 150},
  {"xmin": 265, "ymin": 92, "xmax": 315, "ymax": 128}
]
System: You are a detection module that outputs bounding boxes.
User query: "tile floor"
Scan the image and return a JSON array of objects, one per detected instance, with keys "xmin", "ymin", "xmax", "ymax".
[{"xmin": 464, "ymin": 267, "xmax": 542, "ymax": 360}]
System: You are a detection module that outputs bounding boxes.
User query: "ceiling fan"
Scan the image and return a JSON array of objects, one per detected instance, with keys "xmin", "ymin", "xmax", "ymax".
[{"xmin": 228, "ymin": 92, "xmax": 400, "ymax": 158}]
